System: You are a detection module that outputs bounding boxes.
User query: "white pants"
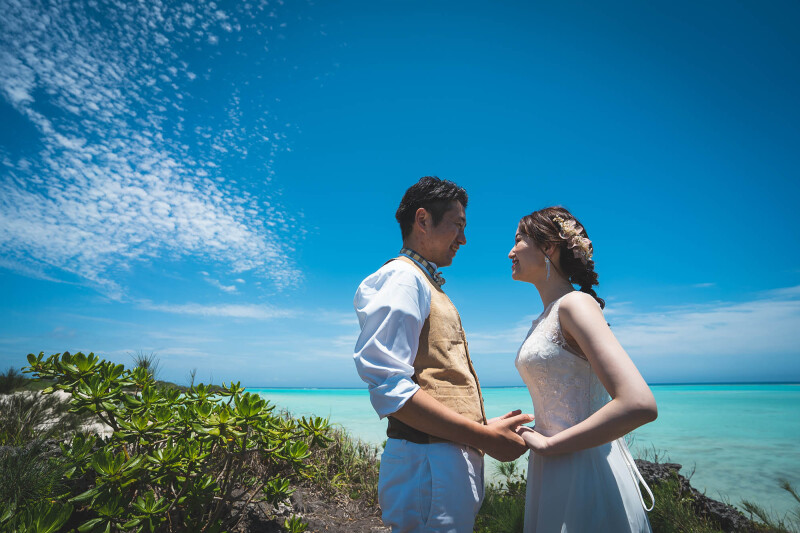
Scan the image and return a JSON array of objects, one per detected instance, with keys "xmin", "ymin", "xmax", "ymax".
[{"xmin": 378, "ymin": 439, "xmax": 484, "ymax": 532}]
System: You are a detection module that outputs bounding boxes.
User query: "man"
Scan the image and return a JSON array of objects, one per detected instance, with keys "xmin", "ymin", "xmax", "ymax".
[{"xmin": 353, "ymin": 176, "xmax": 532, "ymax": 532}]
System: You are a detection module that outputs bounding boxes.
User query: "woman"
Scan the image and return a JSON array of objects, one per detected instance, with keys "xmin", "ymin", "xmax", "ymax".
[{"xmin": 509, "ymin": 206, "xmax": 657, "ymax": 532}]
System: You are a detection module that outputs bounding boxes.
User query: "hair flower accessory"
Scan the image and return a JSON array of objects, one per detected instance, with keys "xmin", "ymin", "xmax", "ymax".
[{"xmin": 553, "ymin": 215, "xmax": 593, "ymax": 265}]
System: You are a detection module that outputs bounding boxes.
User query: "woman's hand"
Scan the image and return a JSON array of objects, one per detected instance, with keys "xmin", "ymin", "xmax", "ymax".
[{"xmin": 516, "ymin": 425, "xmax": 552, "ymax": 455}]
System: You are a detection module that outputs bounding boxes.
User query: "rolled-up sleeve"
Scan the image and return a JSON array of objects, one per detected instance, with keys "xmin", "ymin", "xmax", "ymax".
[{"xmin": 353, "ymin": 264, "xmax": 430, "ymax": 418}]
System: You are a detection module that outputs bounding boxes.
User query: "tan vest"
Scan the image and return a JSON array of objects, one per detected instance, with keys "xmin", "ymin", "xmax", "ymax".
[{"xmin": 387, "ymin": 256, "xmax": 487, "ymax": 444}]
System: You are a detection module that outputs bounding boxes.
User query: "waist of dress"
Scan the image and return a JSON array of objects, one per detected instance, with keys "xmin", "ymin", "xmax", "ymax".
[{"xmin": 532, "ymin": 427, "xmax": 656, "ymax": 512}]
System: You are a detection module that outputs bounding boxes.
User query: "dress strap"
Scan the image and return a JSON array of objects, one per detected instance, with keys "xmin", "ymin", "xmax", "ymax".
[{"xmin": 617, "ymin": 438, "xmax": 655, "ymax": 512}]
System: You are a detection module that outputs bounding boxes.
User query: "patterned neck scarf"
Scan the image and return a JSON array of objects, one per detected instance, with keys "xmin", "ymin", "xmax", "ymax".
[{"xmin": 399, "ymin": 247, "xmax": 446, "ymax": 287}]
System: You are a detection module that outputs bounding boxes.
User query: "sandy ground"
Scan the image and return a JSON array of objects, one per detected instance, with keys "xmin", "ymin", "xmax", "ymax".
[{"xmin": 4, "ymin": 389, "xmax": 114, "ymax": 438}]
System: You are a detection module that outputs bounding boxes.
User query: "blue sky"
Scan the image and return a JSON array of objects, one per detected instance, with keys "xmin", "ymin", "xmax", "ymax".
[{"xmin": 1, "ymin": 0, "xmax": 798, "ymax": 387}]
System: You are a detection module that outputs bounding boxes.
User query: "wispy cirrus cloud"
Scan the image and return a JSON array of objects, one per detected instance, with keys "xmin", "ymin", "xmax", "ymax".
[
  {"xmin": 467, "ymin": 317, "xmax": 537, "ymax": 355},
  {"xmin": 200, "ymin": 272, "xmax": 238, "ymax": 293},
  {"xmin": 136, "ymin": 300, "xmax": 360, "ymax": 327},
  {"xmin": 138, "ymin": 302, "xmax": 296, "ymax": 320},
  {"xmin": 610, "ymin": 288, "xmax": 800, "ymax": 359},
  {"xmin": 469, "ymin": 286, "xmax": 800, "ymax": 360},
  {"xmin": 0, "ymin": 0, "xmax": 304, "ymax": 298}
]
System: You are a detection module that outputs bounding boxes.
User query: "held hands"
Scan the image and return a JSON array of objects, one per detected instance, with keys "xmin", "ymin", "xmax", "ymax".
[
  {"xmin": 515, "ymin": 425, "xmax": 552, "ymax": 455},
  {"xmin": 483, "ymin": 409, "xmax": 535, "ymax": 462}
]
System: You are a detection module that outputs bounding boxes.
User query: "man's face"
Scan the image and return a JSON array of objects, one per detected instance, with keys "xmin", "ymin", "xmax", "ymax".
[{"xmin": 427, "ymin": 201, "xmax": 467, "ymax": 267}]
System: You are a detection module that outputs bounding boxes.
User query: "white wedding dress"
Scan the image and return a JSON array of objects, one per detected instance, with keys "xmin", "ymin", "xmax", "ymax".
[{"xmin": 515, "ymin": 295, "xmax": 653, "ymax": 533}]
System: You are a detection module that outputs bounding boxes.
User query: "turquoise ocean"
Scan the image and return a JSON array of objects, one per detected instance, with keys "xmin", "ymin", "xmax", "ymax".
[{"xmin": 251, "ymin": 384, "xmax": 800, "ymax": 518}]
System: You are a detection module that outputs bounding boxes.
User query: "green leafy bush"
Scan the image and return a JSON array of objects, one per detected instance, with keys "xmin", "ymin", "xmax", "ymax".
[
  {"xmin": 1, "ymin": 500, "xmax": 74, "ymax": 533},
  {"xmin": 305, "ymin": 424, "xmax": 381, "ymax": 504},
  {"xmin": 129, "ymin": 351, "xmax": 161, "ymax": 381},
  {"xmin": 0, "ymin": 366, "xmax": 29, "ymax": 393},
  {"xmin": 7, "ymin": 350, "xmax": 334, "ymax": 532},
  {"xmin": 0, "ymin": 439, "xmax": 71, "ymax": 511},
  {"xmin": 474, "ymin": 461, "xmax": 526, "ymax": 533},
  {"xmin": 0, "ymin": 389, "xmax": 85, "ymax": 446}
]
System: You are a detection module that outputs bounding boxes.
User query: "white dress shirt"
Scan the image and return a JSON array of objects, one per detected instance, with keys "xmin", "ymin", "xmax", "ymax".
[{"xmin": 353, "ymin": 258, "xmax": 434, "ymax": 418}]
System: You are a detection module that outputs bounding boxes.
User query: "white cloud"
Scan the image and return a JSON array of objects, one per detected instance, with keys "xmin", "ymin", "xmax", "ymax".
[
  {"xmin": 240, "ymin": 331, "xmax": 359, "ymax": 362},
  {"xmin": 313, "ymin": 310, "xmax": 361, "ymax": 327},
  {"xmin": 61, "ymin": 314, "xmax": 141, "ymax": 328},
  {"xmin": 611, "ymin": 288, "xmax": 800, "ymax": 359},
  {"xmin": 147, "ymin": 332, "xmax": 219, "ymax": 344},
  {"xmin": 467, "ymin": 316, "xmax": 537, "ymax": 355},
  {"xmin": 210, "ymin": 280, "xmax": 238, "ymax": 293},
  {"xmin": 134, "ymin": 301, "xmax": 362, "ymax": 325},
  {"xmin": 0, "ymin": 255, "xmax": 72, "ymax": 285},
  {"xmin": 153, "ymin": 347, "xmax": 218, "ymax": 359},
  {"xmin": 762, "ymin": 286, "xmax": 800, "ymax": 298},
  {"xmin": 200, "ymin": 272, "xmax": 238, "ymax": 293},
  {"xmin": 468, "ymin": 286, "xmax": 800, "ymax": 360},
  {"xmin": 0, "ymin": 0, "xmax": 301, "ymax": 299},
  {"xmin": 139, "ymin": 301, "xmax": 296, "ymax": 320}
]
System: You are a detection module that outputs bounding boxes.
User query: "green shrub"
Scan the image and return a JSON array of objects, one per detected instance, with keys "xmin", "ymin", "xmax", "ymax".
[
  {"xmin": 129, "ymin": 350, "xmax": 161, "ymax": 381},
  {"xmin": 646, "ymin": 475, "xmax": 724, "ymax": 533},
  {"xmin": 305, "ymin": 423, "xmax": 381, "ymax": 504},
  {"xmin": 15, "ymin": 350, "xmax": 334, "ymax": 532},
  {"xmin": 0, "ymin": 388, "xmax": 85, "ymax": 446},
  {"xmin": 0, "ymin": 366, "xmax": 29, "ymax": 393},
  {"xmin": 0, "ymin": 440, "xmax": 71, "ymax": 510},
  {"xmin": 284, "ymin": 515, "xmax": 309, "ymax": 533},
  {"xmin": 742, "ymin": 480, "xmax": 800, "ymax": 533},
  {"xmin": 474, "ymin": 461, "xmax": 526, "ymax": 533},
  {"xmin": 0, "ymin": 500, "xmax": 73, "ymax": 533}
]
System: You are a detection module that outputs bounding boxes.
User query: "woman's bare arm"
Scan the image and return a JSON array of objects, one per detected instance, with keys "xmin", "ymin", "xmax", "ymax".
[{"xmin": 517, "ymin": 291, "xmax": 657, "ymax": 455}]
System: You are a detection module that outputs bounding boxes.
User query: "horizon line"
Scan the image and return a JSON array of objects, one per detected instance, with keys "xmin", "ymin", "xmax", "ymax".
[{"xmin": 244, "ymin": 381, "xmax": 800, "ymax": 390}]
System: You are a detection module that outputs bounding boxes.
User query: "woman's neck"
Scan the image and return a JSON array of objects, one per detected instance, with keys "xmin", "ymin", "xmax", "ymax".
[{"xmin": 533, "ymin": 278, "xmax": 575, "ymax": 309}]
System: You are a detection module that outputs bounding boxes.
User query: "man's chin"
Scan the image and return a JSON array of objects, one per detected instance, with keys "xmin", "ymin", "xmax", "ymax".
[{"xmin": 438, "ymin": 256, "xmax": 454, "ymax": 267}]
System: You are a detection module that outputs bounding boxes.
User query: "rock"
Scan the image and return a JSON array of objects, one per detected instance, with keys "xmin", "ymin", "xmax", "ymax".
[
  {"xmin": 634, "ymin": 459, "xmax": 682, "ymax": 484},
  {"xmin": 635, "ymin": 459, "xmax": 759, "ymax": 533}
]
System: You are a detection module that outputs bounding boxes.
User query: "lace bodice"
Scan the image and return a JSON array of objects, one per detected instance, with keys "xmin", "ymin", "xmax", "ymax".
[{"xmin": 515, "ymin": 294, "xmax": 610, "ymax": 437}]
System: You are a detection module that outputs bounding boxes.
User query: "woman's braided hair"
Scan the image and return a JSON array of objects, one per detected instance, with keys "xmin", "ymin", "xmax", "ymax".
[{"xmin": 518, "ymin": 206, "xmax": 605, "ymax": 309}]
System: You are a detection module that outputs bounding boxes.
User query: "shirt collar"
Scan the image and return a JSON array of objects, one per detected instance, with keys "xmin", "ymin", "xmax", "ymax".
[{"xmin": 399, "ymin": 247, "xmax": 446, "ymax": 287}]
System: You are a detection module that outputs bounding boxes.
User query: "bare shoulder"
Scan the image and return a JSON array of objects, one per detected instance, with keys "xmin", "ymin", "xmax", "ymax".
[
  {"xmin": 559, "ymin": 291, "xmax": 605, "ymax": 330},
  {"xmin": 560, "ymin": 291, "xmax": 602, "ymax": 314}
]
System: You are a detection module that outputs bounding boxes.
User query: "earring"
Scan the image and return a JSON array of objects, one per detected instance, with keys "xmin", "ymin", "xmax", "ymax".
[{"xmin": 545, "ymin": 256, "xmax": 551, "ymax": 280}]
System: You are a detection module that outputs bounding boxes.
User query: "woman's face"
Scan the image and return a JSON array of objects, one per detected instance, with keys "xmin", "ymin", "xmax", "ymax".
[{"xmin": 509, "ymin": 226, "xmax": 546, "ymax": 283}]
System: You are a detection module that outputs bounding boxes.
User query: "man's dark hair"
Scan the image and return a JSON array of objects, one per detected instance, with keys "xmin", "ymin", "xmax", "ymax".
[{"xmin": 395, "ymin": 176, "xmax": 468, "ymax": 240}]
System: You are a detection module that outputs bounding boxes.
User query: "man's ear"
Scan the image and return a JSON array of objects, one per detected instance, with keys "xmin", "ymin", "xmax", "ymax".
[{"xmin": 414, "ymin": 207, "xmax": 430, "ymax": 234}]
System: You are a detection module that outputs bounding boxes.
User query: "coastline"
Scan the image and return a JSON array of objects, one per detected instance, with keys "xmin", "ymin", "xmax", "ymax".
[
  {"xmin": 250, "ymin": 384, "xmax": 800, "ymax": 519},
  {"xmin": 244, "ymin": 382, "xmax": 800, "ymax": 389},
  {"xmin": 2, "ymin": 385, "xmax": 796, "ymax": 532}
]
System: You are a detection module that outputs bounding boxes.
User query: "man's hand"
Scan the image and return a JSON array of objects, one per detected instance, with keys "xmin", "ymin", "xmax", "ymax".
[
  {"xmin": 392, "ymin": 390, "xmax": 535, "ymax": 460},
  {"xmin": 486, "ymin": 409, "xmax": 523, "ymax": 425},
  {"xmin": 481, "ymin": 410, "xmax": 535, "ymax": 462}
]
